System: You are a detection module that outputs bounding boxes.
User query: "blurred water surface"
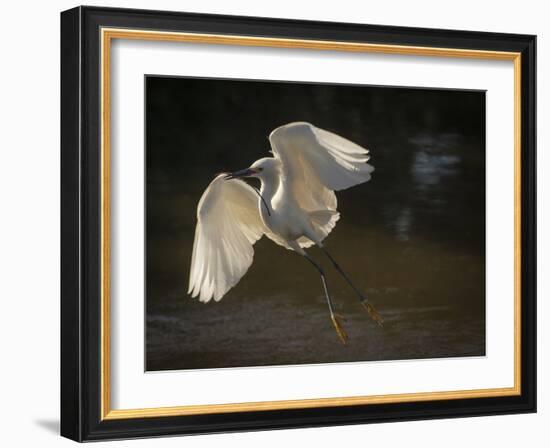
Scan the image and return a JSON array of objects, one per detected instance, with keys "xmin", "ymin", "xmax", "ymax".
[{"xmin": 145, "ymin": 77, "xmax": 485, "ymax": 371}]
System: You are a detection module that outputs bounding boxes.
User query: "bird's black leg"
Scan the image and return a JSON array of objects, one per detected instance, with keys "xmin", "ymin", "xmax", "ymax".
[
  {"xmin": 303, "ymin": 253, "xmax": 348, "ymax": 344},
  {"xmin": 321, "ymin": 248, "xmax": 383, "ymax": 327}
]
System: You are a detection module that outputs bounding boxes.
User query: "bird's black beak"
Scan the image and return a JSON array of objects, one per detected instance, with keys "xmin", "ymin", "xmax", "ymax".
[{"xmin": 224, "ymin": 168, "xmax": 257, "ymax": 180}]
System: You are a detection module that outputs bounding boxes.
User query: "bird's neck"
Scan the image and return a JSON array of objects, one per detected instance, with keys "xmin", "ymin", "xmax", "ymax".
[{"xmin": 259, "ymin": 175, "xmax": 279, "ymax": 207}]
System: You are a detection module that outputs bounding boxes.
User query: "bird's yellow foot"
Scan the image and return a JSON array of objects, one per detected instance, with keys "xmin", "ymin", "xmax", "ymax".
[
  {"xmin": 331, "ymin": 314, "xmax": 348, "ymax": 345},
  {"xmin": 362, "ymin": 302, "xmax": 384, "ymax": 327}
]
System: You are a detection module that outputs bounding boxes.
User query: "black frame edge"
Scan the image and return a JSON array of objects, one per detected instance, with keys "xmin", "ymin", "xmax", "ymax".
[
  {"xmin": 61, "ymin": 6, "xmax": 83, "ymax": 442},
  {"xmin": 519, "ymin": 34, "xmax": 537, "ymax": 414}
]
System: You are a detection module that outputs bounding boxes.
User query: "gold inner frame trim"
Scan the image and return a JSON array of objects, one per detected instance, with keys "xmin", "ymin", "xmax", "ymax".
[{"xmin": 100, "ymin": 27, "xmax": 522, "ymax": 421}]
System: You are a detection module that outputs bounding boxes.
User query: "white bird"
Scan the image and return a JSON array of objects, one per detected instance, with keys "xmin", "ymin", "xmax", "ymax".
[{"xmin": 188, "ymin": 122, "xmax": 382, "ymax": 343}]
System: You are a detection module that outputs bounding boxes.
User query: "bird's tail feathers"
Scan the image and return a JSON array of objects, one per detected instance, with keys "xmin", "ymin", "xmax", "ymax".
[
  {"xmin": 309, "ymin": 209, "xmax": 340, "ymax": 228},
  {"xmin": 300, "ymin": 210, "xmax": 340, "ymax": 248}
]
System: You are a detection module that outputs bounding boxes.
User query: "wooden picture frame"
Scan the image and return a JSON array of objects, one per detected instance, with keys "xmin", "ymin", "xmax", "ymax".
[{"xmin": 61, "ymin": 5, "xmax": 536, "ymax": 441}]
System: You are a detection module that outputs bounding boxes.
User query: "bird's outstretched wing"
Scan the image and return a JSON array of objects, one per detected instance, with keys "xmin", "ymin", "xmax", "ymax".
[
  {"xmin": 269, "ymin": 122, "xmax": 374, "ymax": 243},
  {"xmin": 188, "ymin": 175, "xmax": 265, "ymax": 303}
]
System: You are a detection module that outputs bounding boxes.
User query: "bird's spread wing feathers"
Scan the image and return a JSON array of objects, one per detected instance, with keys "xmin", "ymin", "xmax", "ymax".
[
  {"xmin": 269, "ymin": 122, "xmax": 373, "ymax": 245},
  {"xmin": 269, "ymin": 122, "xmax": 373, "ymax": 211},
  {"xmin": 188, "ymin": 175, "xmax": 265, "ymax": 303}
]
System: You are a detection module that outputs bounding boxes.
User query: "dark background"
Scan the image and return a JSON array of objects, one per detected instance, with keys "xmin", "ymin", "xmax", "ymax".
[{"xmin": 145, "ymin": 76, "xmax": 485, "ymax": 371}]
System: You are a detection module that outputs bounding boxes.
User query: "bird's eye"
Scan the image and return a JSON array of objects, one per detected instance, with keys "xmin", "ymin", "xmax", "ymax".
[{"xmin": 257, "ymin": 168, "xmax": 263, "ymax": 172}]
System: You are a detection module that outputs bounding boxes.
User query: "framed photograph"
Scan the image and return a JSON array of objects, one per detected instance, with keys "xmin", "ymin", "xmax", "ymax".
[{"xmin": 60, "ymin": 6, "xmax": 536, "ymax": 441}]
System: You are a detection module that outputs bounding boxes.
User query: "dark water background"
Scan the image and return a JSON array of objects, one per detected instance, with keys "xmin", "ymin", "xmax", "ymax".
[{"xmin": 145, "ymin": 76, "xmax": 485, "ymax": 371}]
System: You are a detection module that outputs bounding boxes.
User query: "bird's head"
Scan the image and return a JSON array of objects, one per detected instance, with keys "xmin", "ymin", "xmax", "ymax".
[{"xmin": 223, "ymin": 158, "xmax": 279, "ymax": 181}]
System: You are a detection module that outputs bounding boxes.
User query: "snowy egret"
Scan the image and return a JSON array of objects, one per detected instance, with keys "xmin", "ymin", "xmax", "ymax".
[{"xmin": 188, "ymin": 122, "xmax": 382, "ymax": 344}]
